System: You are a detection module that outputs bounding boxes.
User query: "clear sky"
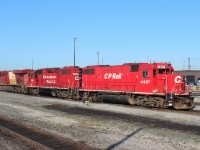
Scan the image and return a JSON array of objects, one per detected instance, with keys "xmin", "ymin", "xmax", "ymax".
[{"xmin": 0, "ymin": 0, "xmax": 200, "ymax": 70}]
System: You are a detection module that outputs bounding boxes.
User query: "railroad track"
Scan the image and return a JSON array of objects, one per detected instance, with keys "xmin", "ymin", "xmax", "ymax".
[
  {"xmin": 0, "ymin": 125, "xmax": 50, "ymax": 150},
  {"xmin": 44, "ymin": 104, "xmax": 200, "ymax": 135},
  {"xmin": 23, "ymin": 91, "xmax": 200, "ymax": 112},
  {"xmin": 194, "ymin": 102, "xmax": 200, "ymax": 106},
  {"xmin": 4, "ymin": 91, "xmax": 200, "ymax": 111},
  {"xmin": 3, "ymin": 90, "xmax": 200, "ymax": 116},
  {"xmin": 0, "ymin": 116, "xmax": 95, "ymax": 150},
  {"xmin": 102, "ymin": 102, "xmax": 200, "ymax": 116},
  {"xmin": 134, "ymin": 105, "xmax": 200, "ymax": 116},
  {"xmin": 3, "ymin": 90, "xmax": 200, "ymax": 117},
  {"xmin": 192, "ymin": 90, "xmax": 200, "ymax": 96}
]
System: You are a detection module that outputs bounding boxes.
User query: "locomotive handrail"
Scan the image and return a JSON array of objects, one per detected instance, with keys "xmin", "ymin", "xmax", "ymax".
[
  {"xmin": 165, "ymin": 75, "xmax": 168, "ymax": 100},
  {"xmin": 170, "ymin": 82, "xmax": 176, "ymax": 99}
]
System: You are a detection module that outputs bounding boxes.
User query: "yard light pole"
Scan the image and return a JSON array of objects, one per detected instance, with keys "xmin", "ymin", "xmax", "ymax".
[
  {"xmin": 73, "ymin": 37, "xmax": 77, "ymax": 66},
  {"xmin": 32, "ymin": 60, "xmax": 34, "ymax": 70},
  {"xmin": 97, "ymin": 51, "xmax": 99, "ymax": 65}
]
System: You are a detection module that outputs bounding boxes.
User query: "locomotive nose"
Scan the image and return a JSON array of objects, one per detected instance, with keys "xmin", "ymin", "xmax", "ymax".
[{"xmin": 174, "ymin": 76, "xmax": 182, "ymax": 84}]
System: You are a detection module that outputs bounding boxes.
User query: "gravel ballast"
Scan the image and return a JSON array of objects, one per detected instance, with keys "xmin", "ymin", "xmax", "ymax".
[{"xmin": 0, "ymin": 91, "xmax": 200, "ymax": 150}]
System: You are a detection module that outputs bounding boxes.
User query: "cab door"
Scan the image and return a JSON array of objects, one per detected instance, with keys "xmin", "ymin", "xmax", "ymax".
[{"xmin": 153, "ymin": 69, "xmax": 166, "ymax": 94}]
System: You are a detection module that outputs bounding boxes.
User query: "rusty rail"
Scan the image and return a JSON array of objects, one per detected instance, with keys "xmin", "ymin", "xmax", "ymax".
[
  {"xmin": 0, "ymin": 116, "xmax": 95, "ymax": 150},
  {"xmin": 0, "ymin": 125, "xmax": 51, "ymax": 150}
]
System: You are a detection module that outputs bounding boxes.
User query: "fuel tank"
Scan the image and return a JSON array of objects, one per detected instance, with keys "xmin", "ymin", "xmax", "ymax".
[{"xmin": 101, "ymin": 95, "xmax": 136, "ymax": 105}]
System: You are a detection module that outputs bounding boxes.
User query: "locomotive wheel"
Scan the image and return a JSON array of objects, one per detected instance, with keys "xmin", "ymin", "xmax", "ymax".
[
  {"xmin": 127, "ymin": 97, "xmax": 137, "ymax": 105},
  {"xmin": 57, "ymin": 91, "xmax": 62, "ymax": 99},
  {"xmin": 32, "ymin": 88, "xmax": 39, "ymax": 95},
  {"xmin": 163, "ymin": 101, "xmax": 168, "ymax": 108},
  {"xmin": 61, "ymin": 91, "xmax": 68, "ymax": 99},
  {"xmin": 51, "ymin": 91, "xmax": 57, "ymax": 97},
  {"xmin": 14, "ymin": 87, "xmax": 17, "ymax": 93},
  {"xmin": 151, "ymin": 97, "xmax": 166, "ymax": 108},
  {"xmin": 17, "ymin": 87, "xmax": 21, "ymax": 93},
  {"xmin": 136, "ymin": 96, "xmax": 166, "ymax": 108},
  {"xmin": 136, "ymin": 96, "xmax": 148, "ymax": 106},
  {"xmin": 21, "ymin": 86, "xmax": 27, "ymax": 94},
  {"xmin": 82, "ymin": 92, "xmax": 89, "ymax": 103}
]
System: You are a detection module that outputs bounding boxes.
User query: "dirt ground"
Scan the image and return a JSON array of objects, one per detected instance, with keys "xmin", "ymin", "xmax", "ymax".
[{"xmin": 0, "ymin": 91, "xmax": 200, "ymax": 150}]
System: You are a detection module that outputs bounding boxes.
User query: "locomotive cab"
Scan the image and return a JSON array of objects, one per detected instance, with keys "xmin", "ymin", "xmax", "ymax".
[
  {"xmin": 152, "ymin": 63, "xmax": 194, "ymax": 109},
  {"xmin": 152, "ymin": 63, "xmax": 173, "ymax": 95}
]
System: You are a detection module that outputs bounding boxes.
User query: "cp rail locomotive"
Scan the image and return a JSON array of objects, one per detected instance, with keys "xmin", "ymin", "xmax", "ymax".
[{"xmin": 0, "ymin": 62, "xmax": 194, "ymax": 110}]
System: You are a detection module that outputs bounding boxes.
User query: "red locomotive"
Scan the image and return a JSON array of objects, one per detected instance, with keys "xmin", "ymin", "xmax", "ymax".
[
  {"xmin": 0, "ymin": 62, "xmax": 194, "ymax": 110},
  {"xmin": 25, "ymin": 66, "xmax": 81, "ymax": 97},
  {"xmin": 80, "ymin": 63, "xmax": 194, "ymax": 109},
  {"xmin": 14, "ymin": 69, "xmax": 32, "ymax": 93},
  {"xmin": 0, "ymin": 71, "xmax": 16, "ymax": 85}
]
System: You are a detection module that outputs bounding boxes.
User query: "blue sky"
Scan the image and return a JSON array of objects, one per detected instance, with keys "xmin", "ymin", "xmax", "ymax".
[{"xmin": 0, "ymin": 0, "xmax": 200, "ymax": 70}]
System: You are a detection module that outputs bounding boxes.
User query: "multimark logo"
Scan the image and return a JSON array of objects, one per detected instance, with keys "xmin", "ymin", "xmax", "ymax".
[{"xmin": 104, "ymin": 73, "xmax": 122, "ymax": 79}]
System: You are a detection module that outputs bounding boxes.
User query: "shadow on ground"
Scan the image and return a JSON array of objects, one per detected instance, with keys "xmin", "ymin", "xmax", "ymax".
[{"xmin": 106, "ymin": 128, "xmax": 143, "ymax": 150}]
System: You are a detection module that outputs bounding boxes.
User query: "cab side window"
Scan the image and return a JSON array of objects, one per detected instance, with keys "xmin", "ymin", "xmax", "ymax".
[
  {"xmin": 142, "ymin": 70, "xmax": 149, "ymax": 78},
  {"xmin": 158, "ymin": 69, "xmax": 164, "ymax": 74},
  {"xmin": 153, "ymin": 69, "xmax": 157, "ymax": 77}
]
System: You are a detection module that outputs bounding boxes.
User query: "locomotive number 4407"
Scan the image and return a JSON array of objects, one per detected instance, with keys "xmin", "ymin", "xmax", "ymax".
[{"xmin": 140, "ymin": 80, "xmax": 151, "ymax": 84}]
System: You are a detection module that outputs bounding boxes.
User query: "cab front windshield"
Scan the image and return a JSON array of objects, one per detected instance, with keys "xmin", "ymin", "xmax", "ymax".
[{"xmin": 154, "ymin": 69, "xmax": 172, "ymax": 76}]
